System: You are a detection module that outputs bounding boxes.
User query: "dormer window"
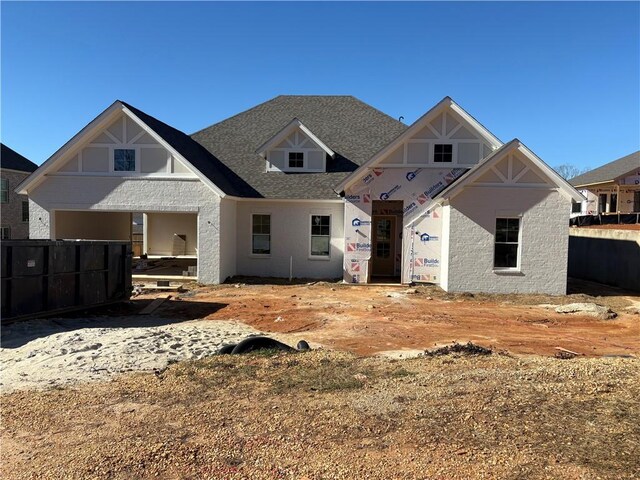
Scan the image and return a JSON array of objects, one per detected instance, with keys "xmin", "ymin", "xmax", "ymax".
[
  {"xmin": 288, "ymin": 151, "xmax": 304, "ymax": 168},
  {"xmin": 258, "ymin": 119, "xmax": 335, "ymax": 173}
]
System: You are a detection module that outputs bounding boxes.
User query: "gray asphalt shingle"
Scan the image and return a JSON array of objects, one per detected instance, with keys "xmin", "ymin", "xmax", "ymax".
[
  {"xmin": 1, "ymin": 144, "xmax": 38, "ymax": 173},
  {"xmin": 191, "ymin": 95, "xmax": 408, "ymax": 199},
  {"xmin": 569, "ymin": 150, "xmax": 640, "ymax": 187}
]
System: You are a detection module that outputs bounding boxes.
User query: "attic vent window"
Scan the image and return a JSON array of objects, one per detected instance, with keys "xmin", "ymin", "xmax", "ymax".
[
  {"xmin": 434, "ymin": 144, "xmax": 453, "ymax": 163},
  {"xmin": 288, "ymin": 151, "xmax": 304, "ymax": 168},
  {"xmin": 114, "ymin": 149, "xmax": 136, "ymax": 171}
]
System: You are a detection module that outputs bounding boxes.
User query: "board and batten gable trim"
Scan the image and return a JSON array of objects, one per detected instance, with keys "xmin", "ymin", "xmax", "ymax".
[
  {"xmin": 406, "ymin": 140, "xmax": 585, "ymax": 228},
  {"xmin": 439, "ymin": 140, "xmax": 584, "ymax": 204},
  {"xmin": 334, "ymin": 96, "xmax": 504, "ymax": 193},
  {"xmin": 256, "ymin": 118, "xmax": 335, "ymax": 159},
  {"xmin": 16, "ymin": 101, "xmax": 228, "ymax": 197},
  {"xmin": 15, "ymin": 102, "xmax": 122, "ymax": 194}
]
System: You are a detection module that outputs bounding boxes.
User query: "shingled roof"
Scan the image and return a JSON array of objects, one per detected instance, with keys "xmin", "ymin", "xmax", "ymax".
[
  {"xmin": 569, "ymin": 150, "xmax": 640, "ymax": 187},
  {"xmin": 1, "ymin": 144, "xmax": 38, "ymax": 173},
  {"xmin": 121, "ymin": 102, "xmax": 259, "ymax": 197},
  {"xmin": 191, "ymin": 95, "xmax": 408, "ymax": 199}
]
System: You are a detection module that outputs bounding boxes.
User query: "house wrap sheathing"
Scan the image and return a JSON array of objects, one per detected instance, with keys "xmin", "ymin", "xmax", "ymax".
[{"xmin": 343, "ymin": 167, "xmax": 466, "ymax": 284}]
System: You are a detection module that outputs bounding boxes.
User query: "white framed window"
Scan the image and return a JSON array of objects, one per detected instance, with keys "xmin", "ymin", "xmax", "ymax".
[
  {"xmin": 1, "ymin": 226, "xmax": 10, "ymax": 240},
  {"xmin": 288, "ymin": 151, "xmax": 304, "ymax": 169},
  {"xmin": 21, "ymin": 201, "xmax": 29, "ymax": 222},
  {"xmin": 433, "ymin": 144, "xmax": 453, "ymax": 163},
  {"xmin": 310, "ymin": 214, "xmax": 331, "ymax": 257},
  {"xmin": 114, "ymin": 149, "xmax": 136, "ymax": 171},
  {"xmin": 494, "ymin": 218, "xmax": 521, "ymax": 269},
  {"xmin": 251, "ymin": 214, "xmax": 271, "ymax": 255},
  {"xmin": 1, "ymin": 178, "xmax": 8, "ymax": 203}
]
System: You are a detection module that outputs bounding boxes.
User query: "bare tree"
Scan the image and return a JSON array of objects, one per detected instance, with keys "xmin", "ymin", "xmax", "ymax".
[{"xmin": 553, "ymin": 164, "xmax": 587, "ymax": 180}]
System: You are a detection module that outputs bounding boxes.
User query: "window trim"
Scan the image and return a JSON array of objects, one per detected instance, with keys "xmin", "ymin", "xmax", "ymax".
[
  {"xmin": 0, "ymin": 226, "xmax": 10, "ymax": 240},
  {"xmin": 1, "ymin": 178, "xmax": 8, "ymax": 204},
  {"xmin": 250, "ymin": 213, "xmax": 272, "ymax": 257},
  {"xmin": 309, "ymin": 213, "xmax": 331, "ymax": 259},
  {"xmin": 493, "ymin": 216, "xmax": 523, "ymax": 272}
]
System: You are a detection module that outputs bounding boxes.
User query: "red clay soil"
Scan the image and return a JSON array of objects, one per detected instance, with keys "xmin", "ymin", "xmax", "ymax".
[{"xmin": 160, "ymin": 283, "xmax": 640, "ymax": 358}]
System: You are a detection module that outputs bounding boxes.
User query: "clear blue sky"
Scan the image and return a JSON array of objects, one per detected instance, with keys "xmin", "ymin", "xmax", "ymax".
[{"xmin": 2, "ymin": 1, "xmax": 639, "ymax": 170}]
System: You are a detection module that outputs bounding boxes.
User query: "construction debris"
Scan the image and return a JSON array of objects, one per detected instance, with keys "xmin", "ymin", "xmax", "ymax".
[
  {"xmin": 424, "ymin": 342, "xmax": 492, "ymax": 357},
  {"xmin": 554, "ymin": 347, "xmax": 582, "ymax": 359}
]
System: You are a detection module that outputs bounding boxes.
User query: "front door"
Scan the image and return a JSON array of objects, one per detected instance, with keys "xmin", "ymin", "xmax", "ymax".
[{"xmin": 372, "ymin": 215, "xmax": 396, "ymax": 276}]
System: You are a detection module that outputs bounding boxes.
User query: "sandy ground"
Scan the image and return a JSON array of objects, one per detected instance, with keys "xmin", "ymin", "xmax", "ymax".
[{"xmin": 0, "ymin": 316, "xmax": 260, "ymax": 393}]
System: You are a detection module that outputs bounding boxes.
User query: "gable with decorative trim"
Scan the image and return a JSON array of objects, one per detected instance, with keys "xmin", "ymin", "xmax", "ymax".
[
  {"xmin": 265, "ymin": 128, "xmax": 329, "ymax": 173},
  {"xmin": 54, "ymin": 113, "xmax": 196, "ymax": 177},
  {"xmin": 473, "ymin": 149, "xmax": 550, "ymax": 187},
  {"xmin": 379, "ymin": 108, "xmax": 495, "ymax": 168}
]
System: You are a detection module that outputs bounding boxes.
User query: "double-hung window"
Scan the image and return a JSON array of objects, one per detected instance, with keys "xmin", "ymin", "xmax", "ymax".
[
  {"xmin": 0, "ymin": 226, "xmax": 10, "ymax": 240},
  {"xmin": 1, "ymin": 178, "xmax": 8, "ymax": 203},
  {"xmin": 114, "ymin": 149, "xmax": 136, "ymax": 172},
  {"xmin": 252, "ymin": 214, "xmax": 271, "ymax": 255},
  {"xmin": 310, "ymin": 215, "xmax": 330, "ymax": 257},
  {"xmin": 494, "ymin": 218, "xmax": 520, "ymax": 269}
]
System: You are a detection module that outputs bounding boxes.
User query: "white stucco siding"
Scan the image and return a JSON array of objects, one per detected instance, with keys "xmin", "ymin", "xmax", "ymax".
[
  {"xmin": 219, "ymin": 198, "xmax": 237, "ymax": 281},
  {"xmin": 27, "ymin": 176, "xmax": 223, "ymax": 284},
  {"xmin": 445, "ymin": 187, "xmax": 569, "ymax": 294},
  {"xmin": 439, "ymin": 205, "xmax": 451, "ymax": 291},
  {"xmin": 235, "ymin": 201, "xmax": 344, "ymax": 279}
]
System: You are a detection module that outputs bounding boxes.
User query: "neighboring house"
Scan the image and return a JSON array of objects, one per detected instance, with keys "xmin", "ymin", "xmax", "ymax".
[
  {"xmin": 1, "ymin": 144, "xmax": 38, "ymax": 239},
  {"xmin": 17, "ymin": 96, "xmax": 583, "ymax": 294},
  {"xmin": 569, "ymin": 151, "xmax": 640, "ymax": 216}
]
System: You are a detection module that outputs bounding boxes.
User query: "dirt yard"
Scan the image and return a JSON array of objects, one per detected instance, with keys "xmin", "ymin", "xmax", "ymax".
[
  {"xmin": 160, "ymin": 279, "xmax": 640, "ymax": 358},
  {"xmin": 2, "ymin": 280, "xmax": 639, "ymax": 479}
]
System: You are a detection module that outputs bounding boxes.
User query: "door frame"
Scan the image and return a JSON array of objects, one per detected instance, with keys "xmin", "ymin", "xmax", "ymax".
[{"xmin": 371, "ymin": 215, "xmax": 397, "ymax": 277}]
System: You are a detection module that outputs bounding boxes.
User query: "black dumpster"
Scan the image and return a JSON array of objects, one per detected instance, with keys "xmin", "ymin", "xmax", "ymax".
[{"xmin": 1, "ymin": 240, "xmax": 132, "ymax": 321}]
